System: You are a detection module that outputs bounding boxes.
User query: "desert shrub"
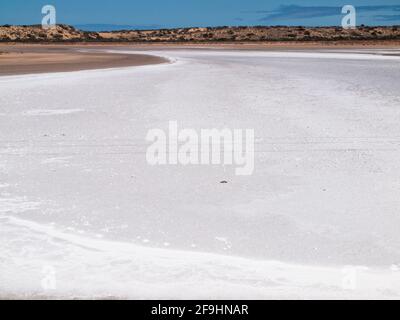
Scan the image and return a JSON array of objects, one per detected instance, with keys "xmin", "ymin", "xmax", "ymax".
[
  {"xmin": 1, "ymin": 35, "xmax": 12, "ymax": 41},
  {"xmin": 27, "ymin": 34, "xmax": 36, "ymax": 40}
]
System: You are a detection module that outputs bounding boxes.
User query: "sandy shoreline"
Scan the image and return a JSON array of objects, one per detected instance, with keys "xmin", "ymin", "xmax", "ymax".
[
  {"xmin": 1, "ymin": 41, "xmax": 399, "ymax": 75},
  {"xmin": 3, "ymin": 39, "xmax": 400, "ymax": 49},
  {"xmin": 0, "ymin": 46, "xmax": 167, "ymax": 76}
]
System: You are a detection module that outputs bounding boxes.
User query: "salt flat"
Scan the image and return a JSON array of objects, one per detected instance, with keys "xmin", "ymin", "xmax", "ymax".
[{"xmin": 1, "ymin": 48, "xmax": 400, "ymax": 298}]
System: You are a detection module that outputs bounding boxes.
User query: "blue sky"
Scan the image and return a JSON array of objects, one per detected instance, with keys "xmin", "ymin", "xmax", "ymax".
[{"xmin": 1, "ymin": 0, "xmax": 399, "ymax": 29}]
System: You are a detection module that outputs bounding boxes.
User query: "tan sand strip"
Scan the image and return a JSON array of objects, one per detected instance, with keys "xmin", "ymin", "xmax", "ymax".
[{"xmin": 0, "ymin": 46, "xmax": 167, "ymax": 76}]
